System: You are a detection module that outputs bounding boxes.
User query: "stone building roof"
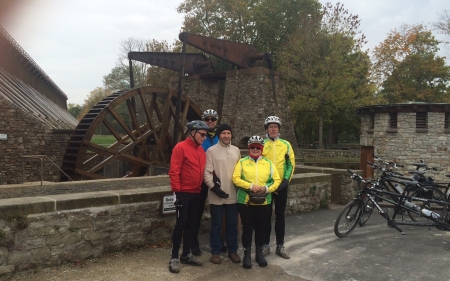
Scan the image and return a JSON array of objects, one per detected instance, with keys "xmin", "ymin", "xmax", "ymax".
[
  {"xmin": 356, "ymin": 103, "xmax": 450, "ymax": 115},
  {"xmin": 0, "ymin": 26, "xmax": 67, "ymax": 103},
  {"xmin": 0, "ymin": 26, "xmax": 77, "ymax": 130},
  {"xmin": 0, "ymin": 66, "xmax": 77, "ymax": 130}
]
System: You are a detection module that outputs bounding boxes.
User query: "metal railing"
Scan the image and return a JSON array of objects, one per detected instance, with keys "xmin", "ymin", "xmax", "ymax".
[{"xmin": 21, "ymin": 155, "xmax": 73, "ymax": 185}]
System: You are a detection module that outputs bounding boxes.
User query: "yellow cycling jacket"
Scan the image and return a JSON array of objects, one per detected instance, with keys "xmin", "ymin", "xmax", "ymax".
[
  {"xmin": 263, "ymin": 138, "xmax": 295, "ymax": 181},
  {"xmin": 232, "ymin": 156, "xmax": 281, "ymax": 205}
]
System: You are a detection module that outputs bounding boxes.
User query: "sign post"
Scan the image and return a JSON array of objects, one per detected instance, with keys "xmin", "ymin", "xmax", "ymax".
[{"xmin": 162, "ymin": 195, "xmax": 176, "ymax": 215}]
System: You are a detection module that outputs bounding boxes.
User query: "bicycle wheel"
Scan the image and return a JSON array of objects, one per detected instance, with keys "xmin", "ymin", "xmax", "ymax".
[
  {"xmin": 334, "ymin": 199, "xmax": 363, "ymax": 238},
  {"xmin": 358, "ymin": 197, "xmax": 375, "ymax": 226},
  {"xmin": 408, "ymin": 188, "xmax": 445, "ymax": 222},
  {"xmin": 437, "ymin": 200, "xmax": 450, "ymax": 230}
]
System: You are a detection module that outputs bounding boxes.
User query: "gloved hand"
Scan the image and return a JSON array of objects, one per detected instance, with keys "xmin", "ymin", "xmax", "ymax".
[
  {"xmin": 211, "ymin": 186, "xmax": 229, "ymax": 198},
  {"xmin": 174, "ymin": 192, "xmax": 184, "ymax": 208},
  {"xmin": 210, "ymin": 172, "xmax": 229, "ymax": 198},
  {"xmin": 276, "ymin": 179, "xmax": 289, "ymax": 192}
]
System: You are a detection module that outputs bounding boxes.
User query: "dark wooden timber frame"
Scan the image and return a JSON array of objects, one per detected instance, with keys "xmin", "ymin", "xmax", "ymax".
[{"xmin": 60, "ymin": 86, "xmax": 202, "ymax": 181}]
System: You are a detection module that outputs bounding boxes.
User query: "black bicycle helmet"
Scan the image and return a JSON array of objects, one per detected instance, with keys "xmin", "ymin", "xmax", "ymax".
[{"xmin": 187, "ymin": 120, "xmax": 209, "ymax": 131}]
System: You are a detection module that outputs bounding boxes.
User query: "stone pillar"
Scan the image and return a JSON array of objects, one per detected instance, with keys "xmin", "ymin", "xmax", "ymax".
[
  {"xmin": 221, "ymin": 67, "xmax": 298, "ymax": 150},
  {"xmin": 169, "ymin": 75, "xmax": 220, "ymax": 116}
]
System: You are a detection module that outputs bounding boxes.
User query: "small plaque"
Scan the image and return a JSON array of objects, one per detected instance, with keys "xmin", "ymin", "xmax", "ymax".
[
  {"xmin": 162, "ymin": 195, "xmax": 176, "ymax": 215},
  {"xmin": 0, "ymin": 134, "xmax": 6, "ymax": 141}
]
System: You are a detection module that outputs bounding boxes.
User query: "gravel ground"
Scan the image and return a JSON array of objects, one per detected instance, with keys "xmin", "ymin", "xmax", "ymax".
[{"xmin": 0, "ymin": 242, "xmax": 306, "ymax": 281}]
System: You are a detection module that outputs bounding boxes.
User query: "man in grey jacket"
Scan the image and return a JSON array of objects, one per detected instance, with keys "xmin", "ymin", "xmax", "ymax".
[{"xmin": 204, "ymin": 123, "xmax": 241, "ymax": 265}]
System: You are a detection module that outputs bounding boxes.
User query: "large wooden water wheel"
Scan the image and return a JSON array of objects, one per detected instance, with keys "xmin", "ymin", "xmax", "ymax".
[{"xmin": 60, "ymin": 86, "xmax": 202, "ymax": 181}]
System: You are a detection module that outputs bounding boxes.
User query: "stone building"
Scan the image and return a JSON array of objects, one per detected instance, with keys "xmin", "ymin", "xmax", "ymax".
[
  {"xmin": 171, "ymin": 67, "xmax": 298, "ymax": 150},
  {"xmin": 0, "ymin": 26, "xmax": 77, "ymax": 184},
  {"xmin": 358, "ymin": 103, "xmax": 450, "ymax": 180}
]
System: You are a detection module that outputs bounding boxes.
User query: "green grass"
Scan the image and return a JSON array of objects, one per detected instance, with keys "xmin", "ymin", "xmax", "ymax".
[{"xmin": 91, "ymin": 135, "xmax": 117, "ymax": 146}]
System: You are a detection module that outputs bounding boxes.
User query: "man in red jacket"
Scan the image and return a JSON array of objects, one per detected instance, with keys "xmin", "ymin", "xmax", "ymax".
[{"xmin": 168, "ymin": 120, "xmax": 209, "ymax": 274}]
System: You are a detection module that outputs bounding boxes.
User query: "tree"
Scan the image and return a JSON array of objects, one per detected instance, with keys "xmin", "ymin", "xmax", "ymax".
[
  {"xmin": 279, "ymin": 2, "xmax": 374, "ymax": 148},
  {"xmin": 177, "ymin": 0, "xmax": 322, "ymax": 68},
  {"xmin": 78, "ymin": 87, "xmax": 113, "ymax": 121},
  {"xmin": 103, "ymin": 38, "xmax": 175, "ymax": 91},
  {"xmin": 103, "ymin": 65, "xmax": 129, "ymax": 91},
  {"xmin": 372, "ymin": 24, "xmax": 450, "ymax": 103},
  {"xmin": 433, "ymin": 10, "xmax": 450, "ymax": 47},
  {"xmin": 67, "ymin": 103, "xmax": 82, "ymax": 120}
]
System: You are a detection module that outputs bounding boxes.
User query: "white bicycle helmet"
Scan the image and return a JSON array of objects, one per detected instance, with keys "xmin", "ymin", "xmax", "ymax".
[
  {"xmin": 202, "ymin": 109, "xmax": 219, "ymax": 120},
  {"xmin": 264, "ymin": 116, "xmax": 282, "ymax": 129},
  {"xmin": 247, "ymin": 135, "xmax": 264, "ymax": 146}
]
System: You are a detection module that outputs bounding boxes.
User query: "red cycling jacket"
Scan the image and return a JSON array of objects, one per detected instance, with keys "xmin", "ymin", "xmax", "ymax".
[{"xmin": 169, "ymin": 136, "xmax": 206, "ymax": 193}]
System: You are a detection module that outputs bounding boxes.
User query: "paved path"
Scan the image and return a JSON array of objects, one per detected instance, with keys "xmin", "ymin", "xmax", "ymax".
[
  {"xmin": 275, "ymin": 204, "xmax": 450, "ymax": 281},
  {"xmin": 6, "ymin": 204, "xmax": 450, "ymax": 281}
]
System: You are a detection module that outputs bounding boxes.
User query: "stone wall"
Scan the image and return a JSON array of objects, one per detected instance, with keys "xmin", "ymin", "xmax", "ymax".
[
  {"xmin": 169, "ymin": 68, "xmax": 298, "ymax": 151},
  {"xmin": 0, "ymin": 173, "xmax": 329, "ymax": 276},
  {"xmin": 361, "ymin": 111, "xmax": 450, "ymax": 181},
  {"xmin": 287, "ymin": 173, "xmax": 331, "ymax": 213},
  {"xmin": 296, "ymin": 166, "xmax": 362, "ymax": 204},
  {"xmin": 170, "ymin": 75, "xmax": 220, "ymax": 114},
  {"xmin": 0, "ymin": 98, "xmax": 73, "ymax": 184},
  {"xmin": 296, "ymin": 149, "xmax": 360, "ymax": 161},
  {"xmin": 221, "ymin": 67, "xmax": 298, "ymax": 150}
]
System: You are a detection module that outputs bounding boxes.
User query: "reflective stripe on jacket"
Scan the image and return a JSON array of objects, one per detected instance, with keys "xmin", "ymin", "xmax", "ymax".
[
  {"xmin": 263, "ymin": 138, "xmax": 295, "ymax": 181},
  {"xmin": 232, "ymin": 156, "xmax": 281, "ymax": 205}
]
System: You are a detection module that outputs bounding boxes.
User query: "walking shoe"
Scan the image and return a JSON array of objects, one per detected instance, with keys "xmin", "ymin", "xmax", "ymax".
[
  {"xmin": 261, "ymin": 244, "xmax": 271, "ymax": 256},
  {"xmin": 211, "ymin": 254, "xmax": 221, "ymax": 264},
  {"xmin": 180, "ymin": 253, "xmax": 203, "ymax": 266},
  {"xmin": 276, "ymin": 245, "xmax": 290, "ymax": 259},
  {"xmin": 192, "ymin": 247, "xmax": 202, "ymax": 256},
  {"xmin": 169, "ymin": 258, "xmax": 180, "ymax": 273},
  {"xmin": 228, "ymin": 252, "xmax": 241, "ymax": 263}
]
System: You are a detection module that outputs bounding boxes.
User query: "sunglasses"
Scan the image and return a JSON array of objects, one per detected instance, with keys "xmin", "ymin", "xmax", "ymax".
[
  {"xmin": 197, "ymin": 132, "xmax": 207, "ymax": 138},
  {"xmin": 203, "ymin": 117, "xmax": 217, "ymax": 122},
  {"xmin": 249, "ymin": 146, "xmax": 262, "ymax": 150}
]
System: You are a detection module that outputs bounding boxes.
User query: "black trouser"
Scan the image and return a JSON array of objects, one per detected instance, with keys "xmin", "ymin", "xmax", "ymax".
[
  {"xmin": 238, "ymin": 203, "xmax": 271, "ymax": 248},
  {"xmin": 191, "ymin": 183, "xmax": 208, "ymax": 250},
  {"xmin": 264, "ymin": 186, "xmax": 288, "ymax": 246},
  {"xmin": 171, "ymin": 192, "xmax": 201, "ymax": 258}
]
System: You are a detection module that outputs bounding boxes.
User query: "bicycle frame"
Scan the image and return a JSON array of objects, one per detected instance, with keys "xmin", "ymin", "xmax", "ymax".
[{"xmin": 355, "ymin": 179, "xmax": 450, "ymax": 234}]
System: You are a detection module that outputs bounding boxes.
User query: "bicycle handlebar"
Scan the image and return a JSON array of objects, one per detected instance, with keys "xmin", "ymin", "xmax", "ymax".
[
  {"xmin": 347, "ymin": 169, "xmax": 372, "ymax": 184},
  {"xmin": 411, "ymin": 161, "xmax": 439, "ymax": 171},
  {"xmin": 372, "ymin": 154, "xmax": 404, "ymax": 168}
]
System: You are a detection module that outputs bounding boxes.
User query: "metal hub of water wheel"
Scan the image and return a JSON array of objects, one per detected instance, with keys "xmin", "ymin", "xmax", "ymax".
[{"xmin": 60, "ymin": 86, "xmax": 202, "ymax": 181}]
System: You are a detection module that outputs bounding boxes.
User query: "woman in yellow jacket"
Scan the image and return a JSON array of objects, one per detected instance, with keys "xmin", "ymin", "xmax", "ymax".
[{"xmin": 232, "ymin": 135, "xmax": 281, "ymax": 269}]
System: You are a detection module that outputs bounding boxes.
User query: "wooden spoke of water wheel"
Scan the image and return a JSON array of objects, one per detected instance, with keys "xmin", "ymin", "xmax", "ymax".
[{"xmin": 61, "ymin": 86, "xmax": 202, "ymax": 181}]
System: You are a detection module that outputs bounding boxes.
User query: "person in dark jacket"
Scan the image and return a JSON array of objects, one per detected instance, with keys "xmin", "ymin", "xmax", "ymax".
[
  {"xmin": 168, "ymin": 120, "xmax": 208, "ymax": 274},
  {"xmin": 201, "ymin": 109, "xmax": 219, "ymax": 151}
]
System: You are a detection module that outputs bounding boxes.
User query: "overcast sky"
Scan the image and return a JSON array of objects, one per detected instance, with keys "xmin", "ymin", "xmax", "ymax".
[{"xmin": 1, "ymin": 0, "xmax": 449, "ymax": 105}]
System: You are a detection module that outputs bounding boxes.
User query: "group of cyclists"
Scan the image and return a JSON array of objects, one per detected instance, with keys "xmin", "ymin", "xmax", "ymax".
[{"xmin": 168, "ymin": 109, "xmax": 295, "ymax": 274}]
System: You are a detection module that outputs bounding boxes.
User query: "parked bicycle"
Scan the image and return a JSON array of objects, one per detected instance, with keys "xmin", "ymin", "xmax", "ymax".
[
  {"xmin": 365, "ymin": 156, "xmax": 449, "ymax": 223},
  {"xmin": 334, "ymin": 170, "xmax": 450, "ymax": 238}
]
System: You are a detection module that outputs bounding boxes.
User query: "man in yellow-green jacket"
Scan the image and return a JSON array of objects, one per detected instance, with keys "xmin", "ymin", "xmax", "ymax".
[
  {"xmin": 261, "ymin": 116, "xmax": 295, "ymax": 259},
  {"xmin": 232, "ymin": 135, "xmax": 281, "ymax": 269}
]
